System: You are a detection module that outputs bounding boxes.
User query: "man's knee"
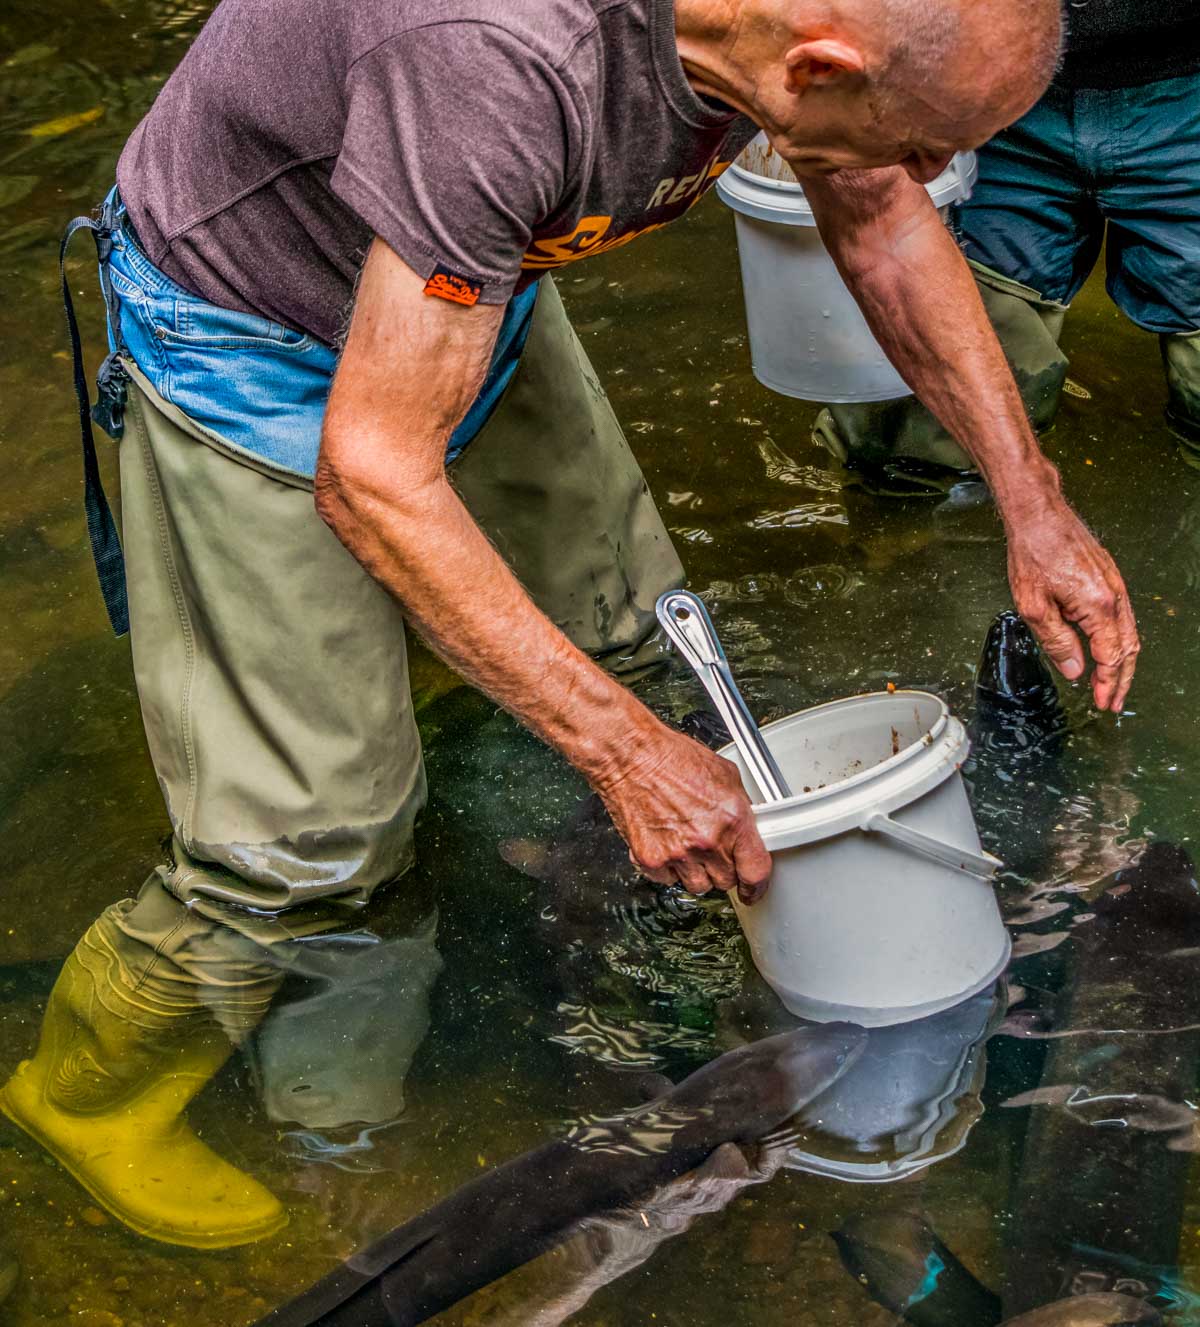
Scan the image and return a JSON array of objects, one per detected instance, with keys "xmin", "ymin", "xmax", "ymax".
[{"xmin": 158, "ymin": 802, "xmax": 423, "ymax": 916}]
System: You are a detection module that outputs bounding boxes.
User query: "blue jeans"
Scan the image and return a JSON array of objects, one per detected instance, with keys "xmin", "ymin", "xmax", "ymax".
[
  {"xmin": 958, "ymin": 71, "xmax": 1200, "ymax": 335},
  {"xmin": 104, "ymin": 196, "xmax": 539, "ymax": 477}
]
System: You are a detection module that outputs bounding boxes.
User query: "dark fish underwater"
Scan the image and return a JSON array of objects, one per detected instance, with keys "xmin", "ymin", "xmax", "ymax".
[
  {"xmin": 254, "ymin": 1021, "xmax": 865, "ymax": 1326},
  {"xmin": 833, "ymin": 1208, "xmax": 1002, "ymax": 1327},
  {"xmin": 968, "ymin": 609, "xmax": 1071, "ymax": 878},
  {"xmin": 831, "ymin": 1214, "xmax": 1161, "ymax": 1327},
  {"xmin": 971, "ymin": 610, "xmax": 1067, "ymax": 759},
  {"xmin": 1004, "ymin": 841, "xmax": 1200, "ymax": 1318}
]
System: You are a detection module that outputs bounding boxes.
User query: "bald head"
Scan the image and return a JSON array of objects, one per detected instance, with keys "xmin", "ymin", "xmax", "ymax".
[
  {"xmin": 878, "ymin": 0, "xmax": 1063, "ymax": 131},
  {"xmin": 675, "ymin": 0, "xmax": 1064, "ymax": 177}
]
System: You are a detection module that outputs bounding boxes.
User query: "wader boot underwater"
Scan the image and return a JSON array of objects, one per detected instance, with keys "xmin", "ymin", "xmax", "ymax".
[
  {"xmin": 0, "ymin": 897, "xmax": 287, "ymax": 1248},
  {"xmin": 1164, "ymin": 329, "xmax": 1200, "ymax": 467},
  {"xmin": 811, "ymin": 262, "xmax": 1069, "ymax": 496}
]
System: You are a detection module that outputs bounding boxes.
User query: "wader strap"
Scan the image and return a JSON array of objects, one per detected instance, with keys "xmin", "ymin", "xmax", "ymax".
[{"xmin": 61, "ymin": 207, "xmax": 130, "ymax": 636}]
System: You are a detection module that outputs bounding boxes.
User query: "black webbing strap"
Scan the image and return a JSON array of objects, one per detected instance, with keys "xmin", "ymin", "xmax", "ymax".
[{"xmin": 60, "ymin": 207, "xmax": 130, "ymax": 636}]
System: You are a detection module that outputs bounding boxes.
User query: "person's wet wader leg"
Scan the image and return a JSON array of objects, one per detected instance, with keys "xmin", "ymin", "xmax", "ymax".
[
  {"xmin": 111, "ymin": 272, "xmax": 678, "ymax": 917},
  {"xmin": 1164, "ymin": 330, "xmax": 1200, "ymax": 462},
  {"xmin": 8, "ymin": 250, "xmax": 681, "ymax": 1241},
  {"xmin": 812, "ymin": 263, "xmax": 1071, "ymax": 492},
  {"xmin": 813, "ymin": 88, "xmax": 1095, "ymax": 495},
  {"xmin": 116, "ymin": 362, "xmax": 424, "ymax": 916},
  {"xmin": 0, "ymin": 880, "xmax": 288, "ymax": 1247},
  {"xmin": 1, "ymin": 868, "xmax": 444, "ymax": 1246}
]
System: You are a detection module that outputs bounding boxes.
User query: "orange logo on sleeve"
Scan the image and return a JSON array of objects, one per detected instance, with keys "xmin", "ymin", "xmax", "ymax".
[{"xmin": 424, "ymin": 266, "xmax": 483, "ymax": 306}]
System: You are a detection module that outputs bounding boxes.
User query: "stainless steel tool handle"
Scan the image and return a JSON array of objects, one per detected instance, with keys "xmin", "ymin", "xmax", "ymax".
[{"xmin": 655, "ymin": 589, "xmax": 792, "ymax": 804}]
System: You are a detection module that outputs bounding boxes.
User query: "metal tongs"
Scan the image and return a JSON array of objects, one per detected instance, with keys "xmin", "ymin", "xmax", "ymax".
[{"xmin": 655, "ymin": 589, "xmax": 792, "ymax": 804}]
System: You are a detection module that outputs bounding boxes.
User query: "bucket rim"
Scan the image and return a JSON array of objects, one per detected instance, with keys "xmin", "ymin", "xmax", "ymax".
[
  {"xmin": 726, "ymin": 157, "xmax": 814, "ymax": 201},
  {"xmin": 721, "ymin": 688, "xmax": 952, "ymax": 813},
  {"xmin": 716, "ymin": 140, "xmax": 978, "ymax": 225}
]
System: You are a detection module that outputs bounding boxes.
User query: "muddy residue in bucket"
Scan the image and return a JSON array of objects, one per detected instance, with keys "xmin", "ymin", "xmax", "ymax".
[{"xmin": 738, "ymin": 140, "xmax": 801, "ymax": 184}]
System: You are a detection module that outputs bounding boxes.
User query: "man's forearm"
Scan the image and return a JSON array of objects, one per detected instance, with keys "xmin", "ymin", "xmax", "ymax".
[
  {"xmin": 804, "ymin": 168, "xmax": 1062, "ymax": 524},
  {"xmin": 314, "ymin": 461, "xmax": 666, "ymax": 789},
  {"xmin": 316, "ymin": 235, "xmax": 773, "ymax": 895},
  {"xmin": 802, "ymin": 167, "xmax": 1138, "ymax": 711}
]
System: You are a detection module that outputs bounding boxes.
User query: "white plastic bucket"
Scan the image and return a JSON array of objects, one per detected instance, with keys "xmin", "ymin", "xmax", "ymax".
[
  {"xmin": 722, "ymin": 690, "xmax": 1010, "ymax": 1028},
  {"xmin": 715, "ymin": 136, "xmax": 977, "ymax": 402}
]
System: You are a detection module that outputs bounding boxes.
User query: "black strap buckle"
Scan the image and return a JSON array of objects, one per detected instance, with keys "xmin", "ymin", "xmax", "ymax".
[{"xmin": 61, "ymin": 200, "xmax": 131, "ymax": 636}]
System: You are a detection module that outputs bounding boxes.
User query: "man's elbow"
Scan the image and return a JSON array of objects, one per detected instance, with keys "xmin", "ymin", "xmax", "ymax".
[
  {"xmin": 313, "ymin": 427, "xmax": 445, "ymax": 541},
  {"xmin": 313, "ymin": 448, "xmax": 362, "ymax": 538}
]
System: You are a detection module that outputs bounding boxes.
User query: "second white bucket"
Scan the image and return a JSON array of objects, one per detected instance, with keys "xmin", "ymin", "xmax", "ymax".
[
  {"xmin": 723, "ymin": 690, "xmax": 1010, "ymax": 1028},
  {"xmin": 716, "ymin": 136, "xmax": 977, "ymax": 402}
]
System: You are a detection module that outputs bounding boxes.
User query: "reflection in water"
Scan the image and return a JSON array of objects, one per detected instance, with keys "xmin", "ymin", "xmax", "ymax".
[
  {"xmin": 482, "ymin": 1140, "xmax": 785, "ymax": 1327},
  {"xmin": 719, "ymin": 982, "xmax": 1002, "ymax": 1184},
  {"xmin": 0, "ymin": 877, "xmax": 441, "ymax": 1249},
  {"xmin": 833, "ymin": 1208, "xmax": 1003, "ymax": 1326},
  {"xmin": 1004, "ymin": 843, "xmax": 1200, "ymax": 1319},
  {"xmin": 786, "ymin": 984, "xmax": 1003, "ymax": 1184},
  {"xmin": 754, "ymin": 433, "xmax": 843, "ymax": 491},
  {"xmin": 748, "ymin": 502, "xmax": 849, "ymax": 530}
]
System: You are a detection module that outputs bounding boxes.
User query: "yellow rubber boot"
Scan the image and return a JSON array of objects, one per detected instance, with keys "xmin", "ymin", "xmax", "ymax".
[{"xmin": 0, "ymin": 924, "xmax": 286, "ymax": 1249}]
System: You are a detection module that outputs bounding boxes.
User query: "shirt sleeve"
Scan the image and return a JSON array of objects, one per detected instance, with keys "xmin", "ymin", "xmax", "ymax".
[{"xmin": 332, "ymin": 21, "xmax": 587, "ymax": 304}]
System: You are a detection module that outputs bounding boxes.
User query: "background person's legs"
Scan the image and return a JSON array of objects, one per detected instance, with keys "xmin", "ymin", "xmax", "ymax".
[
  {"xmin": 1096, "ymin": 72, "xmax": 1200, "ymax": 462},
  {"xmin": 1164, "ymin": 331, "xmax": 1200, "ymax": 454},
  {"xmin": 813, "ymin": 263, "xmax": 1071, "ymax": 487},
  {"xmin": 812, "ymin": 91, "xmax": 1099, "ymax": 492}
]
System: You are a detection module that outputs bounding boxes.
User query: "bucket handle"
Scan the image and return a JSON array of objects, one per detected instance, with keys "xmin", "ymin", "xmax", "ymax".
[{"xmin": 862, "ymin": 812, "xmax": 1001, "ymax": 881}]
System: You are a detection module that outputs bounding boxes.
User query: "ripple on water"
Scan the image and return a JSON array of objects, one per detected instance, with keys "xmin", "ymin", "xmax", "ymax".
[
  {"xmin": 669, "ymin": 526, "xmax": 715, "ymax": 544},
  {"xmin": 702, "ymin": 566, "xmax": 862, "ymax": 604},
  {"xmin": 547, "ymin": 1002, "xmax": 713, "ymax": 1067},
  {"xmin": 601, "ymin": 904, "xmax": 747, "ymax": 1002},
  {"xmin": 748, "ymin": 502, "xmax": 848, "ymax": 530},
  {"xmin": 782, "ymin": 564, "xmax": 864, "ymax": 606},
  {"xmin": 754, "ymin": 434, "xmax": 843, "ymax": 492}
]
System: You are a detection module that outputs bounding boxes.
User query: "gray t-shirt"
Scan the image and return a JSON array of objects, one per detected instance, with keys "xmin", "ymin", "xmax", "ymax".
[{"xmin": 117, "ymin": 0, "xmax": 758, "ymax": 345}]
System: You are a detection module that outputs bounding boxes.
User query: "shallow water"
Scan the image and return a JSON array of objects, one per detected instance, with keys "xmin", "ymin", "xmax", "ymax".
[{"xmin": 4, "ymin": 3, "xmax": 1200, "ymax": 1325}]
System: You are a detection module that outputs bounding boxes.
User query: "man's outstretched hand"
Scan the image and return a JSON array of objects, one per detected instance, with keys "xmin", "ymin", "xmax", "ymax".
[
  {"xmin": 594, "ymin": 726, "xmax": 773, "ymax": 906},
  {"xmin": 1004, "ymin": 493, "xmax": 1139, "ymax": 713}
]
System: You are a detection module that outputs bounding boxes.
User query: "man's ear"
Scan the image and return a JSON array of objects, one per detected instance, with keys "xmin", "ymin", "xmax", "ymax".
[{"xmin": 783, "ymin": 37, "xmax": 867, "ymax": 93}]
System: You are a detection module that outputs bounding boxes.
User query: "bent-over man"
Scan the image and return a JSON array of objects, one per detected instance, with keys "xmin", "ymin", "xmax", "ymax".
[{"xmin": 1, "ymin": 0, "xmax": 1139, "ymax": 1249}]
